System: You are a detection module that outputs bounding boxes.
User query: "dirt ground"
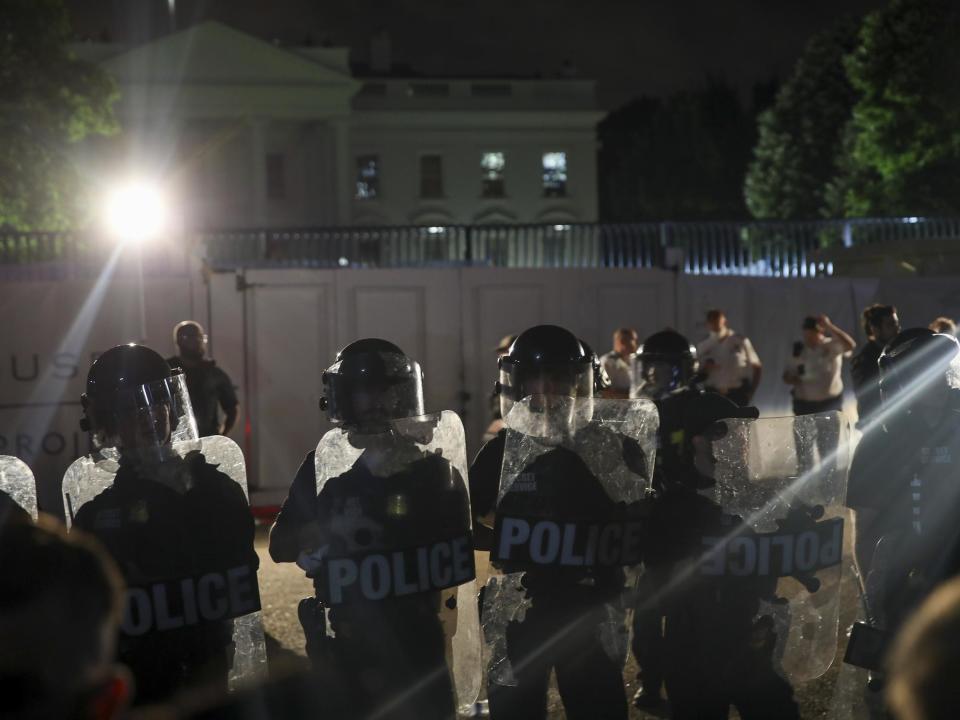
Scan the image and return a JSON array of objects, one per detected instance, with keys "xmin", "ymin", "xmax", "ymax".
[{"xmin": 255, "ymin": 516, "xmax": 867, "ymax": 720}]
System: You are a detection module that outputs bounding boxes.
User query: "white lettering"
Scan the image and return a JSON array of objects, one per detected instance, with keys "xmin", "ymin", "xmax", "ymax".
[
  {"xmin": 180, "ymin": 578, "xmax": 199, "ymax": 625},
  {"xmin": 795, "ymin": 531, "xmax": 818, "ymax": 572},
  {"xmin": 198, "ymin": 574, "xmax": 228, "ymax": 620},
  {"xmin": 361, "ymin": 555, "xmax": 390, "ymax": 600},
  {"xmin": 728, "ymin": 537, "xmax": 756, "ymax": 576},
  {"xmin": 430, "ymin": 541, "xmax": 453, "ymax": 587},
  {"xmin": 417, "ymin": 546, "xmax": 431, "ymax": 591},
  {"xmin": 393, "ymin": 552, "xmax": 418, "ymax": 596},
  {"xmin": 772, "ymin": 535, "xmax": 794, "ymax": 575},
  {"xmin": 122, "ymin": 588, "xmax": 153, "ymax": 635},
  {"xmin": 622, "ymin": 522, "xmax": 643, "ymax": 564},
  {"xmin": 530, "ymin": 522, "xmax": 561, "ymax": 564},
  {"xmin": 559, "ymin": 523, "xmax": 585, "ymax": 566},
  {"xmin": 328, "ymin": 559, "xmax": 358, "ymax": 604},
  {"xmin": 498, "ymin": 518, "xmax": 531, "ymax": 560},
  {"xmin": 153, "ymin": 584, "xmax": 185, "ymax": 631},
  {"xmin": 700, "ymin": 537, "xmax": 726, "ymax": 576}
]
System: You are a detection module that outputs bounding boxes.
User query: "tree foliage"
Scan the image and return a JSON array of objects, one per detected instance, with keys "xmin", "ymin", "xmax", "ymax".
[
  {"xmin": 599, "ymin": 79, "xmax": 756, "ymax": 221},
  {"xmin": 833, "ymin": 0, "xmax": 960, "ymax": 216},
  {"xmin": 744, "ymin": 20, "xmax": 860, "ymax": 219},
  {"xmin": 0, "ymin": 0, "xmax": 117, "ymax": 230}
]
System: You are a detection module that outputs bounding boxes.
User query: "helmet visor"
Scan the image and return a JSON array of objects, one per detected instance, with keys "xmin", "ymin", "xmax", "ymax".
[
  {"xmin": 499, "ymin": 362, "xmax": 593, "ymax": 420},
  {"xmin": 92, "ymin": 372, "xmax": 198, "ymax": 453},
  {"xmin": 323, "ymin": 352, "xmax": 425, "ymax": 428}
]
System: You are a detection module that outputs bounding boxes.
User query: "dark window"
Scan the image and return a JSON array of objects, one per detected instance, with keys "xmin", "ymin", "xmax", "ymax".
[
  {"xmin": 408, "ymin": 83, "xmax": 450, "ymax": 97},
  {"xmin": 542, "ymin": 152, "xmax": 567, "ymax": 197},
  {"xmin": 481, "ymin": 152, "xmax": 506, "ymax": 198},
  {"xmin": 359, "ymin": 82, "xmax": 387, "ymax": 96},
  {"xmin": 266, "ymin": 153, "xmax": 286, "ymax": 200},
  {"xmin": 471, "ymin": 83, "xmax": 512, "ymax": 98},
  {"xmin": 420, "ymin": 155, "xmax": 444, "ymax": 198},
  {"xmin": 355, "ymin": 155, "xmax": 379, "ymax": 200}
]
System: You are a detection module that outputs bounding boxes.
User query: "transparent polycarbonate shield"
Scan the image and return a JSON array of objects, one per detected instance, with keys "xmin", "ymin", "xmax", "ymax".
[
  {"xmin": 62, "ymin": 435, "xmax": 267, "ymax": 690},
  {"xmin": 0, "ymin": 455, "xmax": 37, "ymax": 521},
  {"xmin": 483, "ymin": 397, "xmax": 658, "ymax": 687},
  {"xmin": 699, "ymin": 411, "xmax": 852, "ymax": 683},
  {"xmin": 310, "ymin": 410, "xmax": 480, "ymax": 711}
]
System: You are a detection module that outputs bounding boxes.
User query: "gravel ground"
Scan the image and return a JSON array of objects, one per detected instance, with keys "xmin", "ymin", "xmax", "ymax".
[{"xmin": 254, "ymin": 513, "xmax": 866, "ymax": 720}]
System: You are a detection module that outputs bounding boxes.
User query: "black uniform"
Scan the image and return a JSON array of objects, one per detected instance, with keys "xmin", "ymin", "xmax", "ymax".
[
  {"xmin": 847, "ymin": 389, "xmax": 960, "ymax": 638},
  {"xmin": 851, "ymin": 339, "xmax": 884, "ymax": 427},
  {"xmin": 271, "ymin": 440, "xmax": 471, "ymax": 720},
  {"xmin": 167, "ymin": 358, "xmax": 238, "ymax": 437},
  {"xmin": 73, "ymin": 452, "xmax": 257, "ymax": 704},
  {"xmin": 471, "ymin": 427, "xmax": 647, "ymax": 720},
  {"xmin": 642, "ymin": 389, "xmax": 799, "ymax": 720}
]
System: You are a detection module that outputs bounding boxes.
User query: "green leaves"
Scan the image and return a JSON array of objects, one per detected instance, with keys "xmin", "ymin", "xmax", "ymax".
[{"xmin": 0, "ymin": 0, "xmax": 118, "ymax": 230}]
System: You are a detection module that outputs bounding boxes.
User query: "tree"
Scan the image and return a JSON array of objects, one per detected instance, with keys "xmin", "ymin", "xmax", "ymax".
[
  {"xmin": 831, "ymin": 0, "xmax": 960, "ymax": 216},
  {"xmin": 599, "ymin": 79, "xmax": 755, "ymax": 221},
  {"xmin": 744, "ymin": 19, "xmax": 861, "ymax": 220},
  {"xmin": 0, "ymin": 0, "xmax": 117, "ymax": 231}
]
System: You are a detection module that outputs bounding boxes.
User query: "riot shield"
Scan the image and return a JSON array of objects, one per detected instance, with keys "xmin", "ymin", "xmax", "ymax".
[
  {"xmin": 696, "ymin": 411, "xmax": 852, "ymax": 684},
  {"xmin": 304, "ymin": 410, "xmax": 481, "ymax": 714},
  {"xmin": 62, "ymin": 436, "xmax": 267, "ymax": 692},
  {"xmin": 0, "ymin": 455, "xmax": 37, "ymax": 522},
  {"xmin": 482, "ymin": 396, "xmax": 658, "ymax": 688}
]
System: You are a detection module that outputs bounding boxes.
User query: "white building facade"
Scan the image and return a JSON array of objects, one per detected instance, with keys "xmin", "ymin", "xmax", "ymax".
[{"xmin": 73, "ymin": 22, "xmax": 605, "ymax": 231}]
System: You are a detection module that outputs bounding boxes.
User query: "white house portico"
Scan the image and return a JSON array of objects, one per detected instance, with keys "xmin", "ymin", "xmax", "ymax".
[{"xmin": 73, "ymin": 21, "xmax": 605, "ymax": 230}]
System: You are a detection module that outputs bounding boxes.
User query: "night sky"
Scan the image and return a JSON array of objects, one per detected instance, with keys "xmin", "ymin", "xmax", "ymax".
[{"xmin": 67, "ymin": 0, "xmax": 886, "ymax": 108}]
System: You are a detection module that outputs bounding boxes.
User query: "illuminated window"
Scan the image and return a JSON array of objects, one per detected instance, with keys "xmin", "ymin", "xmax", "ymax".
[
  {"xmin": 542, "ymin": 152, "xmax": 567, "ymax": 197},
  {"xmin": 420, "ymin": 155, "xmax": 444, "ymax": 198},
  {"xmin": 355, "ymin": 155, "xmax": 379, "ymax": 200},
  {"xmin": 266, "ymin": 153, "xmax": 285, "ymax": 200},
  {"xmin": 481, "ymin": 152, "xmax": 505, "ymax": 198}
]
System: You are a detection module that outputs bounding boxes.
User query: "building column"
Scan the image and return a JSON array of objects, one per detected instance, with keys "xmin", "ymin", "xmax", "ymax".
[
  {"xmin": 249, "ymin": 118, "xmax": 267, "ymax": 226},
  {"xmin": 331, "ymin": 117, "xmax": 351, "ymax": 225}
]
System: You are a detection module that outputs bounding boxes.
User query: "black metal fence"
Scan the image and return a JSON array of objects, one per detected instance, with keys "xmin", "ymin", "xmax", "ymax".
[{"xmin": 3, "ymin": 217, "xmax": 958, "ymax": 279}]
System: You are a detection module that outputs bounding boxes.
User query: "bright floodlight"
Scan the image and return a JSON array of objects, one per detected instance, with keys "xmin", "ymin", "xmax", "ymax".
[{"xmin": 105, "ymin": 182, "xmax": 167, "ymax": 243}]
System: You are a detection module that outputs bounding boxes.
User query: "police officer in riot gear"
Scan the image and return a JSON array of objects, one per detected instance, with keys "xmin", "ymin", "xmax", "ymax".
[
  {"xmin": 628, "ymin": 328, "xmax": 701, "ymax": 708},
  {"xmin": 269, "ymin": 339, "xmax": 473, "ymax": 720},
  {"xmin": 633, "ymin": 329, "xmax": 701, "ymax": 400},
  {"xmin": 70, "ymin": 344, "xmax": 259, "ymax": 705},
  {"xmin": 471, "ymin": 325, "xmax": 650, "ymax": 720},
  {"xmin": 845, "ymin": 330, "xmax": 960, "ymax": 686},
  {"xmin": 646, "ymin": 392, "xmax": 802, "ymax": 719}
]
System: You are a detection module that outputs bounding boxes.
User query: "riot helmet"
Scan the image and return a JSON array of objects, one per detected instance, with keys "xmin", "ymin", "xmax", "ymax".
[
  {"xmin": 497, "ymin": 325, "xmax": 596, "ymax": 420},
  {"xmin": 80, "ymin": 344, "xmax": 198, "ymax": 460},
  {"xmin": 878, "ymin": 330, "xmax": 960, "ymax": 410},
  {"xmin": 320, "ymin": 339, "xmax": 425, "ymax": 430},
  {"xmin": 634, "ymin": 329, "xmax": 699, "ymax": 400}
]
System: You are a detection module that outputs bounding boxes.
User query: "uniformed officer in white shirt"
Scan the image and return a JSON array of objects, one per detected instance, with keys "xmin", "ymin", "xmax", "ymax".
[
  {"xmin": 696, "ymin": 310, "xmax": 762, "ymax": 406},
  {"xmin": 600, "ymin": 328, "xmax": 639, "ymax": 399}
]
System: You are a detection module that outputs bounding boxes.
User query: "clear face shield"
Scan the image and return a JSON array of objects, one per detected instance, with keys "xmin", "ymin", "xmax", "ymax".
[
  {"xmin": 322, "ymin": 353, "xmax": 425, "ymax": 434},
  {"xmin": 87, "ymin": 373, "xmax": 199, "ymax": 463},
  {"xmin": 635, "ymin": 357, "xmax": 679, "ymax": 400},
  {"xmin": 499, "ymin": 363, "xmax": 593, "ymax": 440}
]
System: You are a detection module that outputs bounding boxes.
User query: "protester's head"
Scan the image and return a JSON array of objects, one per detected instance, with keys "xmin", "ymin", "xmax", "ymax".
[
  {"xmin": 887, "ymin": 576, "xmax": 960, "ymax": 720},
  {"xmin": 929, "ymin": 317, "xmax": 957, "ymax": 336},
  {"xmin": 0, "ymin": 517, "xmax": 129, "ymax": 720},
  {"xmin": 705, "ymin": 309, "xmax": 727, "ymax": 334},
  {"xmin": 173, "ymin": 321, "xmax": 207, "ymax": 361},
  {"xmin": 862, "ymin": 304, "xmax": 901, "ymax": 345},
  {"xmin": 612, "ymin": 327, "xmax": 638, "ymax": 357},
  {"xmin": 801, "ymin": 316, "xmax": 824, "ymax": 347}
]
